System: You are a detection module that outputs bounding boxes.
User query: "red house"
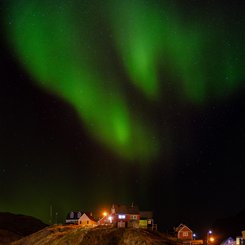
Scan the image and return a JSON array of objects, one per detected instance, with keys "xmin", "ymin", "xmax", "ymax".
[
  {"xmin": 175, "ymin": 224, "xmax": 193, "ymax": 240},
  {"xmin": 112, "ymin": 204, "xmax": 140, "ymax": 228},
  {"xmin": 97, "ymin": 215, "xmax": 110, "ymax": 225},
  {"xmin": 99, "ymin": 204, "xmax": 140, "ymax": 228}
]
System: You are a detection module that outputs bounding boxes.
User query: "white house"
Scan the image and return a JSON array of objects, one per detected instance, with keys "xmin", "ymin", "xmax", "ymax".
[{"xmin": 78, "ymin": 213, "xmax": 97, "ymax": 227}]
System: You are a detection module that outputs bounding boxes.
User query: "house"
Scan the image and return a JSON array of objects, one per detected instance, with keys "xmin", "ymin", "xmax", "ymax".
[
  {"xmin": 236, "ymin": 236, "xmax": 244, "ymax": 245},
  {"xmin": 65, "ymin": 211, "xmax": 96, "ymax": 226},
  {"xmin": 99, "ymin": 204, "xmax": 140, "ymax": 228},
  {"xmin": 221, "ymin": 237, "xmax": 236, "ymax": 245},
  {"xmin": 78, "ymin": 213, "xmax": 97, "ymax": 227},
  {"xmin": 111, "ymin": 204, "xmax": 140, "ymax": 228},
  {"xmin": 175, "ymin": 224, "xmax": 193, "ymax": 240},
  {"xmin": 174, "ymin": 224, "xmax": 203, "ymax": 245},
  {"xmin": 139, "ymin": 211, "xmax": 155, "ymax": 229},
  {"xmin": 97, "ymin": 215, "xmax": 111, "ymax": 225},
  {"xmin": 65, "ymin": 211, "xmax": 82, "ymax": 224}
]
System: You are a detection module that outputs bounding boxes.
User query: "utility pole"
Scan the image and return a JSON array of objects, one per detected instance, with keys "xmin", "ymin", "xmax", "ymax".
[
  {"xmin": 55, "ymin": 212, "xmax": 58, "ymax": 224},
  {"xmin": 49, "ymin": 204, "xmax": 53, "ymax": 225}
]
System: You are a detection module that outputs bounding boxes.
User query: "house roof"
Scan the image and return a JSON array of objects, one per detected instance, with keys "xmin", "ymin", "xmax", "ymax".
[
  {"xmin": 82, "ymin": 212, "xmax": 97, "ymax": 222},
  {"xmin": 139, "ymin": 211, "xmax": 153, "ymax": 219},
  {"xmin": 66, "ymin": 211, "xmax": 95, "ymax": 221},
  {"xmin": 66, "ymin": 211, "xmax": 82, "ymax": 220},
  {"xmin": 221, "ymin": 237, "xmax": 235, "ymax": 245},
  {"xmin": 175, "ymin": 224, "xmax": 192, "ymax": 232},
  {"xmin": 97, "ymin": 215, "xmax": 108, "ymax": 224},
  {"xmin": 112, "ymin": 204, "xmax": 140, "ymax": 214}
]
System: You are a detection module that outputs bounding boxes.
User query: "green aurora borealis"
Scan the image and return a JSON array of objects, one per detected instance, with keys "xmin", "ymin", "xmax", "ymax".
[
  {"xmin": 1, "ymin": 0, "xmax": 245, "ymax": 228},
  {"xmin": 4, "ymin": 0, "xmax": 245, "ymax": 161}
]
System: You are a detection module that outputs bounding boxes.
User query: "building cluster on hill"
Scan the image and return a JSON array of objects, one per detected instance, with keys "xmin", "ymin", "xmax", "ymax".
[
  {"xmin": 172, "ymin": 224, "xmax": 245, "ymax": 245},
  {"xmin": 65, "ymin": 203, "xmax": 156, "ymax": 230},
  {"xmin": 65, "ymin": 204, "xmax": 245, "ymax": 245}
]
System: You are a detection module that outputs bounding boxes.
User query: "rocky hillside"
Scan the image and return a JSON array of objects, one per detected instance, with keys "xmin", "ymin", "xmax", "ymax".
[
  {"xmin": 0, "ymin": 212, "xmax": 47, "ymax": 245},
  {"xmin": 12, "ymin": 225, "xmax": 179, "ymax": 245}
]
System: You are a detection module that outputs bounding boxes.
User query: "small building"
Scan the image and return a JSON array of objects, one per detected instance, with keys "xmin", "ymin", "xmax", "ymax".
[
  {"xmin": 174, "ymin": 224, "xmax": 203, "ymax": 245},
  {"xmin": 98, "ymin": 204, "xmax": 140, "ymax": 228},
  {"xmin": 111, "ymin": 204, "xmax": 140, "ymax": 228},
  {"xmin": 139, "ymin": 211, "xmax": 155, "ymax": 230},
  {"xmin": 97, "ymin": 215, "xmax": 111, "ymax": 225},
  {"xmin": 221, "ymin": 237, "xmax": 236, "ymax": 245},
  {"xmin": 65, "ymin": 211, "xmax": 82, "ymax": 224},
  {"xmin": 242, "ymin": 231, "xmax": 245, "ymax": 240},
  {"xmin": 175, "ymin": 224, "xmax": 193, "ymax": 240},
  {"xmin": 65, "ymin": 211, "xmax": 96, "ymax": 226},
  {"xmin": 78, "ymin": 213, "xmax": 97, "ymax": 227},
  {"xmin": 236, "ymin": 236, "xmax": 244, "ymax": 245}
]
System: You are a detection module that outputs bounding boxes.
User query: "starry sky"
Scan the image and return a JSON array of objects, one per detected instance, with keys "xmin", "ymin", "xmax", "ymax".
[{"xmin": 1, "ymin": 0, "xmax": 245, "ymax": 233}]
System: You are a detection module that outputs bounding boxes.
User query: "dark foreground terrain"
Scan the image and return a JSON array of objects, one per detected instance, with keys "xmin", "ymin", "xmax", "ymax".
[
  {"xmin": 0, "ymin": 212, "xmax": 179, "ymax": 245},
  {"xmin": 11, "ymin": 225, "xmax": 179, "ymax": 245},
  {"xmin": 0, "ymin": 212, "xmax": 47, "ymax": 245}
]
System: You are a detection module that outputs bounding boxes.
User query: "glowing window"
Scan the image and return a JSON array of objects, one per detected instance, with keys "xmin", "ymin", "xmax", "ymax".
[
  {"xmin": 183, "ymin": 232, "xmax": 188, "ymax": 236},
  {"xmin": 70, "ymin": 212, "xmax": 74, "ymax": 219},
  {"xmin": 118, "ymin": 214, "xmax": 126, "ymax": 219},
  {"xmin": 130, "ymin": 215, "xmax": 137, "ymax": 220}
]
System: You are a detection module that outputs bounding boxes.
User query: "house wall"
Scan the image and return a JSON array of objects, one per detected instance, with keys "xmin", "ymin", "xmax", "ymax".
[
  {"xmin": 65, "ymin": 219, "xmax": 78, "ymax": 224},
  {"xmin": 98, "ymin": 212, "xmax": 140, "ymax": 227},
  {"xmin": 139, "ymin": 220, "xmax": 148, "ymax": 228},
  {"xmin": 97, "ymin": 216, "xmax": 108, "ymax": 225},
  {"xmin": 112, "ymin": 214, "xmax": 140, "ymax": 228},
  {"xmin": 178, "ymin": 227, "xmax": 193, "ymax": 240},
  {"xmin": 78, "ymin": 214, "xmax": 96, "ymax": 226},
  {"xmin": 114, "ymin": 214, "xmax": 140, "ymax": 222},
  {"xmin": 139, "ymin": 219, "xmax": 154, "ymax": 229},
  {"xmin": 236, "ymin": 236, "xmax": 244, "ymax": 245}
]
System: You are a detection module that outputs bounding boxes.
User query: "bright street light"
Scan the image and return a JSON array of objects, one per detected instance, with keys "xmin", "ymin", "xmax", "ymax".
[
  {"xmin": 207, "ymin": 230, "xmax": 214, "ymax": 245},
  {"xmin": 108, "ymin": 216, "xmax": 113, "ymax": 223}
]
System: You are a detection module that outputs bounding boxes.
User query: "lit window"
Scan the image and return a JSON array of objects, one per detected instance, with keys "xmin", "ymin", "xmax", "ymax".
[
  {"xmin": 183, "ymin": 232, "xmax": 188, "ymax": 236},
  {"xmin": 118, "ymin": 214, "xmax": 126, "ymax": 219},
  {"xmin": 130, "ymin": 215, "xmax": 137, "ymax": 220},
  {"xmin": 70, "ymin": 212, "xmax": 74, "ymax": 219}
]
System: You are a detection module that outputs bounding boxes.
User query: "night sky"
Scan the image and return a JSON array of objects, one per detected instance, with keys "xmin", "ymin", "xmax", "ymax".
[{"xmin": 1, "ymin": 0, "xmax": 245, "ymax": 234}]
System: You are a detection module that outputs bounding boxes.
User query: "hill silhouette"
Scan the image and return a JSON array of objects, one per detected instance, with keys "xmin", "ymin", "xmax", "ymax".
[{"xmin": 0, "ymin": 212, "xmax": 47, "ymax": 244}]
